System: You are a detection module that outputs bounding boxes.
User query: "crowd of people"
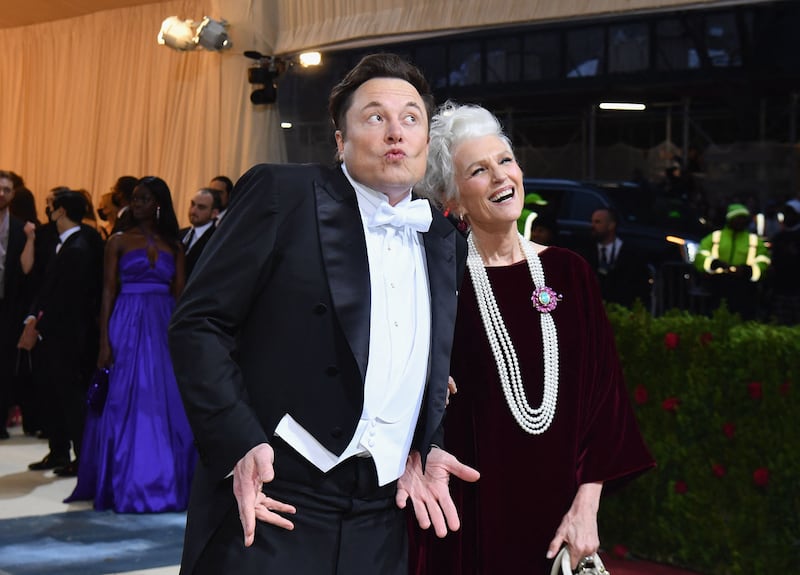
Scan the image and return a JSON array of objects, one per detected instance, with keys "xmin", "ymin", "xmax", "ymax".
[
  {"xmin": 0, "ymin": 170, "xmax": 234, "ymax": 514},
  {"xmin": 3, "ymin": 50, "xmax": 793, "ymax": 575}
]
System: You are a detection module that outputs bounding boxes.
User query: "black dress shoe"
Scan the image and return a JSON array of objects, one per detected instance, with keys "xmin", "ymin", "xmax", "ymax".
[
  {"xmin": 54, "ymin": 461, "xmax": 79, "ymax": 477},
  {"xmin": 28, "ymin": 453, "xmax": 70, "ymax": 471}
]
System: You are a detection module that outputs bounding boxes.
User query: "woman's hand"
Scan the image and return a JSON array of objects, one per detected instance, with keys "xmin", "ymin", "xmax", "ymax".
[
  {"xmin": 97, "ymin": 341, "xmax": 113, "ymax": 368},
  {"xmin": 546, "ymin": 482, "xmax": 603, "ymax": 570}
]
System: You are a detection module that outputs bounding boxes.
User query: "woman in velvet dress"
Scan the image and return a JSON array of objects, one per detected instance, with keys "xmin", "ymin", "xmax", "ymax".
[
  {"xmin": 67, "ymin": 176, "xmax": 196, "ymax": 513},
  {"xmin": 412, "ymin": 103, "xmax": 654, "ymax": 574}
]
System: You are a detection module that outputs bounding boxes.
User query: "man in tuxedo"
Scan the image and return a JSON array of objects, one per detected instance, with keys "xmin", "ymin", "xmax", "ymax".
[
  {"xmin": 22, "ymin": 190, "xmax": 103, "ymax": 475},
  {"xmin": 0, "ymin": 171, "xmax": 27, "ymax": 439},
  {"xmin": 110, "ymin": 175, "xmax": 138, "ymax": 234},
  {"xmin": 169, "ymin": 53, "xmax": 479, "ymax": 575},
  {"xmin": 179, "ymin": 187, "xmax": 221, "ymax": 278},
  {"xmin": 585, "ymin": 207, "xmax": 652, "ymax": 308},
  {"xmin": 208, "ymin": 175, "xmax": 233, "ymax": 226}
]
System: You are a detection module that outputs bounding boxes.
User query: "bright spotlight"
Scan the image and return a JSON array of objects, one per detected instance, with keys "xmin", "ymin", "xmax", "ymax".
[
  {"xmin": 158, "ymin": 17, "xmax": 197, "ymax": 51},
  {"xmin": 298, "ymin": 52, "xmax": 322, "ymax": 67}
]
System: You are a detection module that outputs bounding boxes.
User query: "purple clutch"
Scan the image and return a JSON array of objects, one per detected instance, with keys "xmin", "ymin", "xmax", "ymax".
[{"xmin": 87, "ymin": 368, "xmax": 110, "ymax": 413}]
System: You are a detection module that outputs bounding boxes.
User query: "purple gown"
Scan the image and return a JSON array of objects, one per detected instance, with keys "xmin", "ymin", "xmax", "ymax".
[
  {"xmin": 410, "ymin": 247, "xmax": 654, "ymax": 575},
  {"xmin": 67, "ymin": 248, "xmax": 196, "ymax": 513}
]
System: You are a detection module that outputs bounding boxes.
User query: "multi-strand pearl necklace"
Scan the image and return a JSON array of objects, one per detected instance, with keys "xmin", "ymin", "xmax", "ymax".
[{"xmin": 467, "ymin": 232, "xmax": 560, "ymax": 435}]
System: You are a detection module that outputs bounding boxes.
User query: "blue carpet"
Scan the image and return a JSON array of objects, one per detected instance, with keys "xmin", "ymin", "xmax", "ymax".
[{"xmin": 0, "ymin": 510, "xmax": 185, "ymax": 574}]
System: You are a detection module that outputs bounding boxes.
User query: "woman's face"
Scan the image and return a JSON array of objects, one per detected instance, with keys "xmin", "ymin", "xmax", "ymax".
[
  {"xmin": 451, "ymin": 134, "xmax": 524, "ymax": 232},
  {"xmin": 130, "ymin": 185, "xmax": 158, "ymax": 223}
]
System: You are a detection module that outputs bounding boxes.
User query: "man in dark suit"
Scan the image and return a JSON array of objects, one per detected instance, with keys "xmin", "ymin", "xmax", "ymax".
[
  {"xmin": 169, "ymin": 53, "xmax": 479, "ymax": 575},
  {"xmin": 584, "ymin": 207, "xmax": 652, "ymax": 308},
  {"xmin": 179, "ymin": 187, "xmax": 221, "ymax": 278},
  {"xmin": 110, "ymin": 175, "xmax": 138, "ymax": 234},
  {"xmin": 207, "ymin": 175, "xmax": 233, "ymax": 226},
  {"xmin": 0, "ymin": 171, "xmax": 27, "ymax": 439},
  {"xmin": 21, "ymin": 190, "xmax": 103, "ymax": 474}
]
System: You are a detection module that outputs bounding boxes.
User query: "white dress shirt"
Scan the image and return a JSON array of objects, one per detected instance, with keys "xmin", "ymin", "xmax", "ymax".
[{"xmin": 274, "ymin": 165, "xmax": 432, "ymax": 486}]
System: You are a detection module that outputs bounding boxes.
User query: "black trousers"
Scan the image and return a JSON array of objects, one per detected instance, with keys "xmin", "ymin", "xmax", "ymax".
[{"xmin": 197, "ymin": 438, "xmax": 408, "ymax": 575}]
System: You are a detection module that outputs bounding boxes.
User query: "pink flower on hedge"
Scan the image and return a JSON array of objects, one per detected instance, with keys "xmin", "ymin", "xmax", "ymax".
[
  {"xmin": 748, "ymin": 381, "xmax": 763, "ymax": 400},
  {"xmin": 664, "ymin": 332, "xmax": 679, "ymax": 349},
  {"xmin": 711, "ymin": 463, "xmax": 726, "ymax": 478},
  {"xmin": 612, "ymin": 544, "xmax": 629, "ymax": 558},
  {"xmin": 722, "ymin": 422, "xmax": 736, "ymax": 439},
  {"xmin": 779, "ymin": 380, "xmax": 791, "ymax": 397},
  {"xmin": 674, "ymin": 480, "xmax": 688, "ymax": 494},
  {"xmin": 662, "ymin": 397, "xmax": 680, "ymax": 412},
  {"xmin": 634, "ymin": 385, "xmax": 648, "ymax": 405},
  {"xmin": 699, "ymin": 331, "xmax": 713, "ymax": 346},
  {"xmin": 753, "ymin": 467, "xmax": 769, "ymax": 487}
]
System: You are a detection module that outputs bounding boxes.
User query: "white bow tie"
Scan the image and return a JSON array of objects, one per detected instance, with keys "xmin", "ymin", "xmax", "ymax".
[{"xmin": 369, "ymin": 199, "xmax": 433, "ymax": 232}]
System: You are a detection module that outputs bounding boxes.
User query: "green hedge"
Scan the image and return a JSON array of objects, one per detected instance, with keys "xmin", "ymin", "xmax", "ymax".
[{"xmin": 599, "ymin": 304, "xmax": 800, "ymax": 574}]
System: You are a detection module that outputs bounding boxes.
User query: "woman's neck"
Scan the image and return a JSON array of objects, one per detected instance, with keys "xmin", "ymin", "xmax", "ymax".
[{"xmin": 470, "ymin": 225, "xmax": 524, "ymax": 266}]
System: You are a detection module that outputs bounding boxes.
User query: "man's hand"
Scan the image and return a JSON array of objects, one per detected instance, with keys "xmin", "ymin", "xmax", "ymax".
[
  {"xmin": 232, "ymin": 443, "xmax": 297, "ymax": 547},
  {"xmin": 17, "ymin": 317, "xmax": 39, "ymax": 351},
  {"xmin": 395, "ymin": 447, "xmax": 480, "ymax": 538}
]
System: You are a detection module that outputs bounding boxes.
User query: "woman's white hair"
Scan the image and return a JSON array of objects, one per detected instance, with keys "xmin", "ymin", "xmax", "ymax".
[{"xmin": 417, "ymin": 101, "xmax": 512, "ymax": 206}]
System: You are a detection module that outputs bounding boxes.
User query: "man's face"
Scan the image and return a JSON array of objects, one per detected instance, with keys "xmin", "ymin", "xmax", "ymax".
[
  {"xmin": 45, "ymin": 194, "xmax": 56, "ymax": 222},
  {"xmin": 335, "ymin": 77, "xmax": 429, "ymax": 202},
  {"xmin": 728, "ymin": 214, "xmax": 749, "ymax": 232},
  {"xmin": 188, "ymin": 190, "xmax": 217, "ymax": 227},
  {"xmin": 208, "ymin": 180, "xmax": 229, "ymax": 209},
  {"xmin": 591, "ymin": 209, "xmax": 615, "ymax": 241},
  {"xmin": 0, "ymin": 177, "xmax": 15, "ymax": 211}
]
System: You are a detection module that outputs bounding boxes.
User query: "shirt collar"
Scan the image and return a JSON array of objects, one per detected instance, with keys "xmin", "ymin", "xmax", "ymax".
[
  {"xmin": 59, "ymin": 225, "xmax": 81, "ymax": 245},
  {"xmin": 340, "ymin": 164, "xmax": 413, "ymax": 222}
]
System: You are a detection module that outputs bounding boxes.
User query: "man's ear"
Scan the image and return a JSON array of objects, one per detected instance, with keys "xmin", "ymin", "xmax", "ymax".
[{"xmin": 334, "ymin": 130, "xmax": 344, "ymax": 158}]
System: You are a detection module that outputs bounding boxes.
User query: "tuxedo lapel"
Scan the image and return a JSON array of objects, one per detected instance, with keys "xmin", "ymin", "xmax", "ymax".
[
  {"xmin": 421, "ymin": 212, "xmax": 459, "ymax": 430},
  {"xmin": 314, "ymin": 169, "xmax": 371, "ymax": 383}
]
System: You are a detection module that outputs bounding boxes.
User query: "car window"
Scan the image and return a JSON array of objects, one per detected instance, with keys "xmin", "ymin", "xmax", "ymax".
[{"xmin": 568, "ymin": 189, "xmax": 607, "ymax": 222}]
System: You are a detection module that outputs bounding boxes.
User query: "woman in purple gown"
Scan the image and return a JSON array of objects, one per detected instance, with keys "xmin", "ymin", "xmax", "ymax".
[
  {"xmin": 67, "ymin": 176, "xmax": 196, "ymax": 513},
  {"xmin": 411, "ymin": 103, "xmax": 654, "ymax": 574}
]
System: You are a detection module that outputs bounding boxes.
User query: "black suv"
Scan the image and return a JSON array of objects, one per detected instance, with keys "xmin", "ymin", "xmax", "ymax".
[{"xmin": 522, "ymin": 178, "xmax": 711, "ymax": 312}]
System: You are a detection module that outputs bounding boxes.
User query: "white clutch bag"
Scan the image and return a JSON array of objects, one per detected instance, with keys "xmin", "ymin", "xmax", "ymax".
[{"xmin": 550, "ymin": 547, "xmax": 611, "ymax": 575}]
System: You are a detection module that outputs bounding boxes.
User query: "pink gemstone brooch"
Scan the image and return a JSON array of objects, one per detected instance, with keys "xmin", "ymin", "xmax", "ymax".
[{"xmin": 531, "ymin": 286, "xmax": 562, "ymax": 313}]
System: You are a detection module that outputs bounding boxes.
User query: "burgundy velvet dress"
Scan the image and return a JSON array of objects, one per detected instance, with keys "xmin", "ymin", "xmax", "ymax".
[{"xmin": 411, "ymin": 246, "xmax": 654, "ymax": 575}]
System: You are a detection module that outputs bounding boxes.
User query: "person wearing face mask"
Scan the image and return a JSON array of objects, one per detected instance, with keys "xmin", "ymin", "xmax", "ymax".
[
  {"xmin": 412, "ymin": 102, "xmax": 654, "ymax": 574},
  {"xmin": 694, "ymin": 203, "xmax": 771, "ymax": 320},
  {"xmin": 21, "ymin": 190, "xmax": 103, "ymax": 475}
]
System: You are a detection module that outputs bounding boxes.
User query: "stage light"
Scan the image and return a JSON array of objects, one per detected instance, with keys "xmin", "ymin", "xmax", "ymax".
[
  {"xmin": 299, "ymin": 52, "xmax": 322, "ymax": 67},
  {"xmin": 158, "ymin": 17, "xmax": 197, "ymax": 51},
  {"xmin": 194, "ymin": 17, "xmax": 231, "ymax": 51}
]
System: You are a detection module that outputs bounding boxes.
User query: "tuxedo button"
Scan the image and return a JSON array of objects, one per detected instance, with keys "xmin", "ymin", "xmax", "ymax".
[
  {"xmin": 313, "ymin": 303, "xmax": 328, "ymax": 315},
  {"xmin": 325, "ymin": 365, "xmax": 339, "ymax": 376},
  {"xmin": 330, "ymin": 427, "xmax": 343, "ymax": 438}
]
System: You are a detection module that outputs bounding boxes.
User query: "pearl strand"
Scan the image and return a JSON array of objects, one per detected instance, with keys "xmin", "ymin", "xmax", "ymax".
[{"xmin": 467, "ymin": 232, "xmax": 559, "ymax": 434}]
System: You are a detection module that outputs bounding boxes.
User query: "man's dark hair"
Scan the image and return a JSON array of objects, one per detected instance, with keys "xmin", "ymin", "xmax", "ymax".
[
  {"xmin": 52, "ymin": 190, "xmax": 87, "ymax": 223},
  {"xmin": 114, "ymin": 176, "xmax": 139, "ymax": 204},
  {"xmin": 210, "ymin": 175, "xmax": 234, "ymax": 196},
  {"xmin": 596, "ymin": 206, "xmax": 619, "ymax": 225},
  {"xmin": 328, "ymin": 53, "xmax": 434, "ymax": 138},
  {"xmin": 198, "ymin": 187, "xmax": 223, "ymax": 211}
]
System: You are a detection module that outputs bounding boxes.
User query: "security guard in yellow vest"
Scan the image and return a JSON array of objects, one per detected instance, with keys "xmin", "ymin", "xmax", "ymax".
[{"xmin": 695, "ymin": 203, "xmax": 771, "ymax": 319}]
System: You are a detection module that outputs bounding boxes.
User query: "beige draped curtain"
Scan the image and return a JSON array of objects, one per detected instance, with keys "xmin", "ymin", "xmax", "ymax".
[
  {"xmin": 0, "ymin": 0, "xmax": 737, "ymax": 223},
  {"xmin": 0, "ymin": 0, "xmax": 283, "ymax": 225}
]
